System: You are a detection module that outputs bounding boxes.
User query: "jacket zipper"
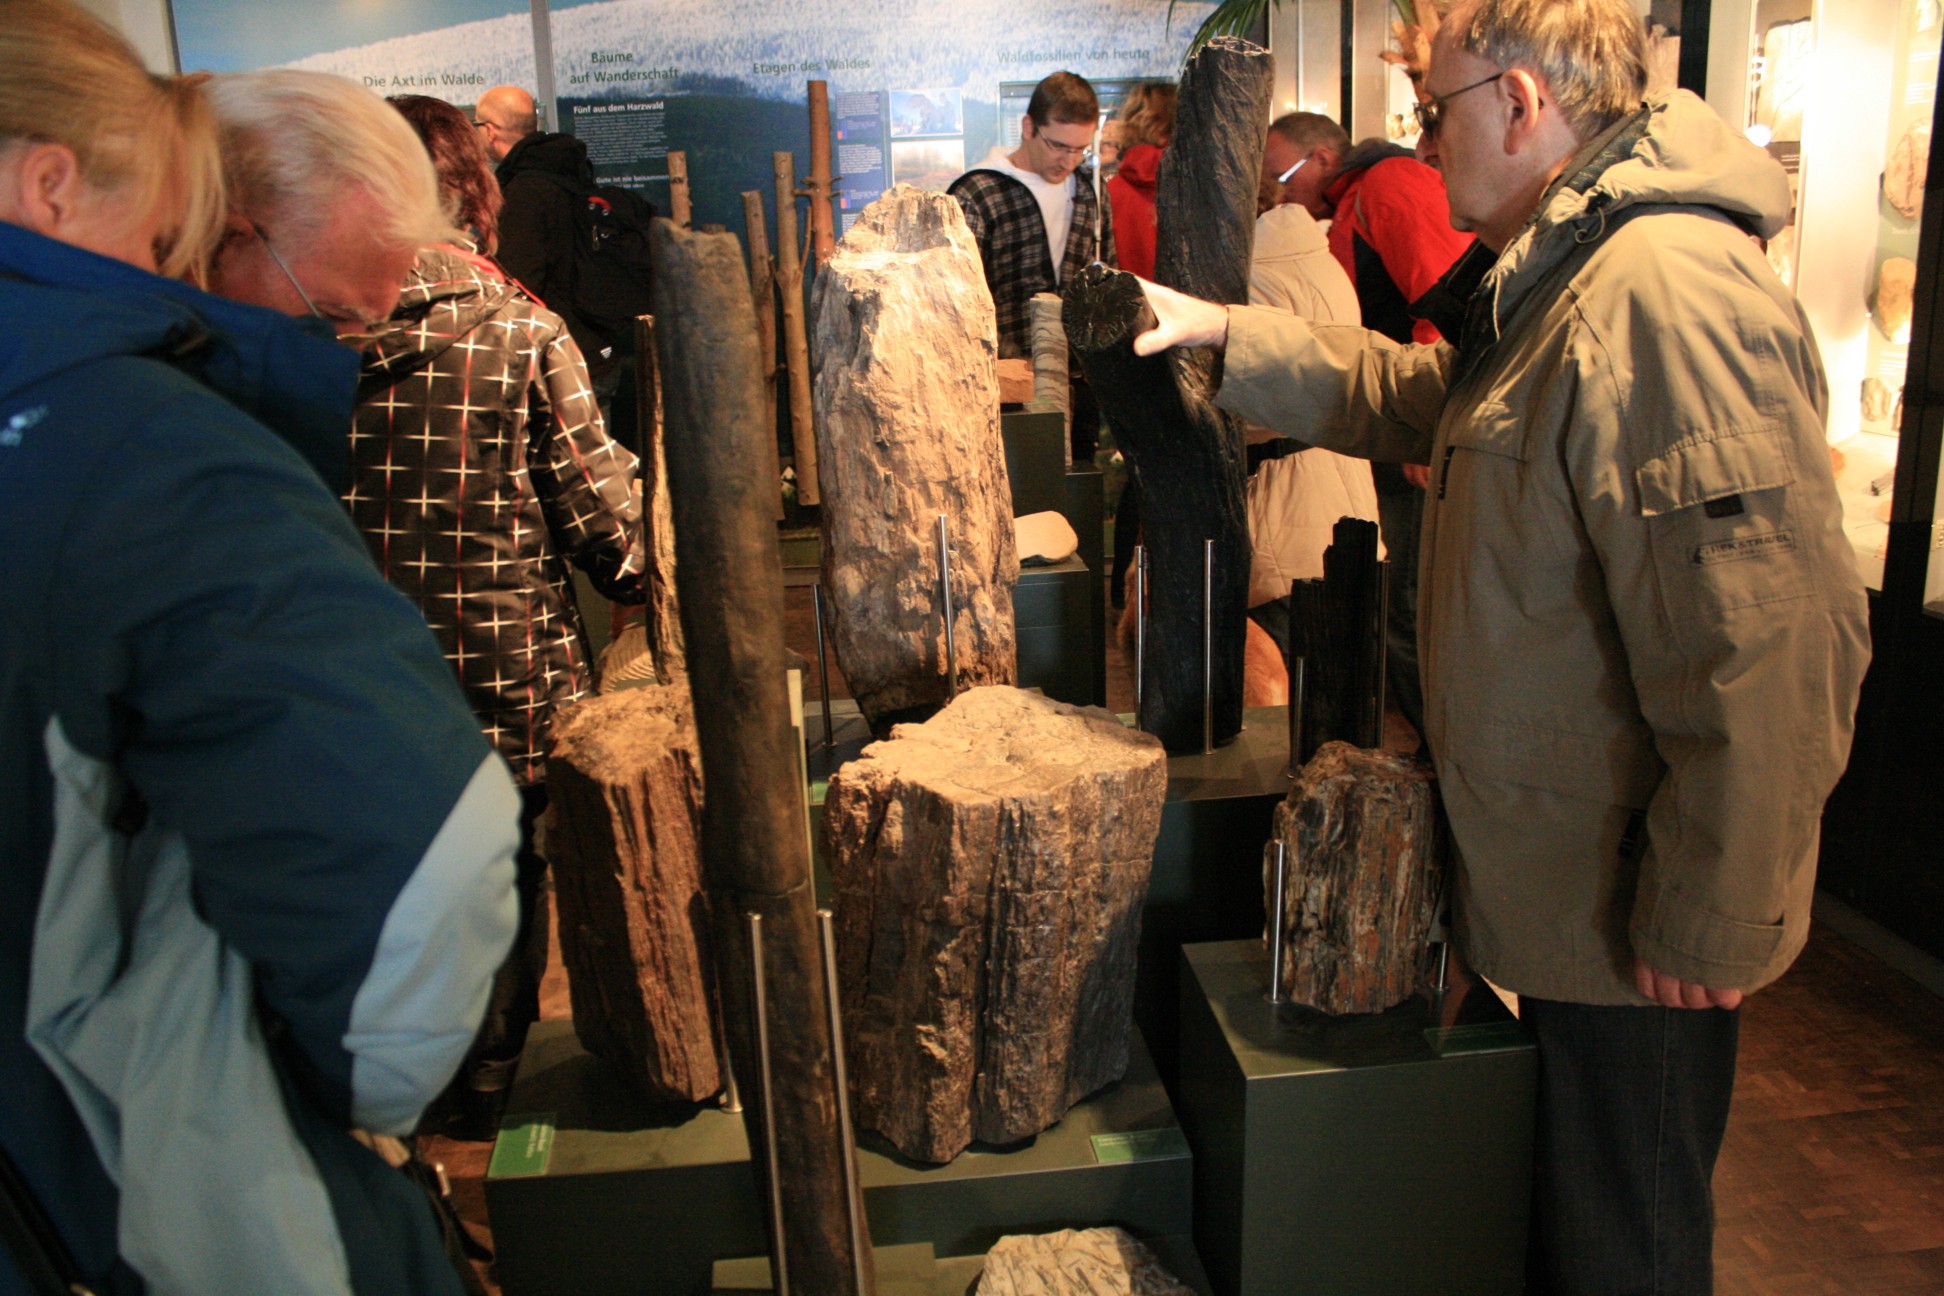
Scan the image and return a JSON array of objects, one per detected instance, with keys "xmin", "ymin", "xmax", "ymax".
[{"xmin": 1436, "ymin": 444, "xmax": 1457, "ymax": 499}]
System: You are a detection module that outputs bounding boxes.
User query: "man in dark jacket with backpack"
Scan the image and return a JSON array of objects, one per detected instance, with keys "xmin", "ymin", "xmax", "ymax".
[{"xmin": 480, "ymin": 84, "xmax": 655, "ymax": 450}]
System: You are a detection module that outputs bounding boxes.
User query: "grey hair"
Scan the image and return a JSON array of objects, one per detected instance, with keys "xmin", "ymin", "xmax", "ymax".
[
  {"xmin": 206, "ymin": 69, "xmax": 454, "ymax": 254},
  {"xmin": 1267, "ymin": 112, "xmax": 1351, "ymax": 156},
  {"xmin": 1443, "ymin": 0, "xmax": 1648, "ymax": 142}
]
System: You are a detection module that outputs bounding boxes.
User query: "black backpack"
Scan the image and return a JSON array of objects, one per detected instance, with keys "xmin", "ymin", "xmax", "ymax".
[{"xmin": 527, "ymin": 172, "xmax": 659, "ymax": 357}]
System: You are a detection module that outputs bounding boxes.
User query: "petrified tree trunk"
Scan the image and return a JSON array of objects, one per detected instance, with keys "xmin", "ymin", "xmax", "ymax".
[
  {"xmin": 774, "ymin": 152, "xmax": 822, "ymax": 505},
  {"xmin": 812, "ymin": 186, "xmax": 1018, "ymax": 728},
  {"xmin": 807, "ymin": 80, "xmax": 838, "ymax": 270},
  {"xmin": 977, "ymin": 1229, "xmax": 1195, "ymax": 1296},
  {"xmin": 823, "ymin": 687, "xmax": 1167, "ymax": 1164},
  {"xmin": 742, "ymin": 191, "xmax": 784, "ymax": 520},
  {"xmin": 1028, "ymin": 292, "xmax": 1070, "ymax": 421},
  {"xmin": 650, "ymin": 218, "xmax": 868, "ymax": 1294},
  {"xmin": 1064, "ymin": 38, "xmax": 1269, "ymax": 753},
  {"xmin": 546, "ymin": 685, "xmax": 717, "ymax": 1101},
  {"xmin": 1269, "ymin": 741, "xmax": 1443, "ymax": 1014},
  {"xmin": 1288, "ymin": 517, "xmax": 1384, "ymax": 761},
  {"xmin": 631, "ymin": 315, "xmax": 686, "ymax": 682}
]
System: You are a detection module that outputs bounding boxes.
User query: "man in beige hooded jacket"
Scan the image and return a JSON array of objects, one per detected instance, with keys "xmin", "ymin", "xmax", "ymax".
[{"xmin": 1136, "ymin": 1, "xmax": 1869, "ymax": 1291}]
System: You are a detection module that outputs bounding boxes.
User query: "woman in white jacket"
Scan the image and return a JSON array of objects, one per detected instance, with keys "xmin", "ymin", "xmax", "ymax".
[{"xmin": 1243, "ymin": 202, "xmax": 1381, "ymax": 636}]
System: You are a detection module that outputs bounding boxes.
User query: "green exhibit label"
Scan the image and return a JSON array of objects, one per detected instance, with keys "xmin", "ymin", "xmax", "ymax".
[
  {"xmin": 1090, "ymin": 1127, "xmax": 1189, "ymax": 1164},
  {"xmin": 488, "ymin": 1113, "xmax": 557, "ymax": 1179}
]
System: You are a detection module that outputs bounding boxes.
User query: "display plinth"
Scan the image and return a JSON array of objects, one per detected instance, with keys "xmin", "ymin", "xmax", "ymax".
[
  {"xmin": 1136, "ymin": 707, "xmax": 1293, "ymax": 1091},
  {"xmin": 1176, "ymin": 940, "xmax": 1535, "ymax": 1296},
  {"xmin": 1015, "ymin": 555, "xmax": 1096, "ymax": 707},
  {"xmin": 486, "ymin": 1020, "xmax": 1193, "ymax": 1296}
]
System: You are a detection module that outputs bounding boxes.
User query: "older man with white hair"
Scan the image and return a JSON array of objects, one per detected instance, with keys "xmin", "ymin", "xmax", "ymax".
[
  {"xmin": 1136, "ymin": 0, "xmax": 1869, "ymax": 1290},
  {"xmin": 207, "ymin": 70, "xmax": 452, "ymax": 336}
]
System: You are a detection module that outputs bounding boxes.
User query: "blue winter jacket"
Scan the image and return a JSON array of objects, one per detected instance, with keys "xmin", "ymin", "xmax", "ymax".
[{"xmin": 0, "ymin": 223, "xmax": 521, "ymax": 1295}]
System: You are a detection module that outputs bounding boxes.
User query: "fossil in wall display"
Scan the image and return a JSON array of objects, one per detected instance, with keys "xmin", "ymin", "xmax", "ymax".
[
  {"xmin": 1885, "ymin": 122, "xmax": 1930, "ymax": 221},
  {"xmin": 823, "ymin": 687, "xmax": 1167, "ymax": 1163},
  {"xmin": 1876, "ymin": 256, "xmax": 1918, "ymax": 342},
  {"xmin": 812, "ymin": 185, "xmax": 1019, "ymax": 729},
  {"xmin": 1862, "ymin": 377, "xmax": 1896, "ymax": 424}
]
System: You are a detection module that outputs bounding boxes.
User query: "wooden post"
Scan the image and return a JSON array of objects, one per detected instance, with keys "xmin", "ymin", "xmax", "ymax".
[
  {"xmin": 668, "ymin": 151, "xmax": 693, "ymax": 228},
  {"xmin": 774, "ymin": 151, "xmax": 822, "ymax": 505},
  {"xmin": 649, "ymin": 218, "xmax": 868, "ymax": 1294},
  {"xmin": 1063, "ymin": 38, "xmax": 1269, "ymax": 753},
  {"xmin": 743, "ymin": 191, "xmax": 785, "ymax": 520},
  {"xmin": 807, "ymin": 80, "xmax": 838, "ymax": 270}
]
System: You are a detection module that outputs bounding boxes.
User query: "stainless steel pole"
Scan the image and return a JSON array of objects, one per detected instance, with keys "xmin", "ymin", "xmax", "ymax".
[
  {"xmin": 812, "ymin": 583, "xmax": 836, "ymax": 758},
  {"xmin": 1133, "ymin": 544, "xmax": 1148, "ymax": 726},
  {"xmin": 817, "ymin": 910, "xmax": 870, "ymax": 1290},
  {"xmin": 1266, "ymin": 839, "xmax": 1289, "ymax": 1004},
  {"xmin": 1202, "ymin": 538, "xmax": 1215, "ymax": 754},
  {"xmin": 748, "ymin": 912, "xmax": 790, "ymax": 1296},
  {"xmin": 936, "ymin": 515, "xmax": 958, "ymax": 699}
]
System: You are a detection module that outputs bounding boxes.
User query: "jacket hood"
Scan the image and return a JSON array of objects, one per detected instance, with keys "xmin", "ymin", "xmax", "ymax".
[
  {"xmin": 497, "ymin": 131, "xmax": 593, "ymax": 186},
  {"xmin": 1327, "ymin": 139, "xmax": 1413, "ymax": 198},
  {"xmin": 1116, "ymin": 142, "xmax": 1163, "ymax": 192},
  {"xmin": 1476, "ymin": 91, "xmax": 1793, "ymax": 345},
  {"xmin": 360, "ymin": 244, "xmax": 517, "ymax": 382},
  {"xmin": 0, "ymin": 221, "xmax": 359, "ymax": 489},
  {"xmin": 1254, "ymin": 202, "xmax": 1332, "ymax": 262}
]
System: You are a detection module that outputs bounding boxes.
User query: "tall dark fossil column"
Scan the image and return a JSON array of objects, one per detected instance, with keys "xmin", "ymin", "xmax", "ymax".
[
  {"xmin": 1064, "ymin": 37, "xmax": 1270, "ymax": 752},
  {"xmin": 650, "ymin": 219, "xmax": 871, "ymax": 1296}
]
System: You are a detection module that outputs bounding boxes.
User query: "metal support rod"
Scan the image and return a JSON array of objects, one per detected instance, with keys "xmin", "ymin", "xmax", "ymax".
[
  {"xmin": 1202, "ymin": 538, "xmax": 1215, "ymax": 755},
  {"xmin": 1133, "ymin": 544, "xmax": 1148, "ymax": 726},
  {"xmin": 1373, "ymin": 559, "xmax": 1391, "ymax": 749},
  {"xmin": 817, "ymin": 910, "xmax": 870, "ymax": 1291},
  {"xmin": 1266, "ymin": 840, "xmax": 1289, "ymax": 1004},
  {"xmin": 936, "ymin": 515, "xmax": 958, "ymax": 699},
  {"xmin": 1435, "ymin": 941, "xmax": 1451, "ymax": 996},
  {"xmin": 1289, "ymin": 656, "xmax": 1307, "ymax": 771},
  {"xmin": 717, "ymin": 1020, "xmax": 744, "ymax": 1114},
  {"xmin": 812, "ymin": 583, "xmax": 835, "ymax": 757},
  {"xmin": 747, "ymin": 913, "xmax": 790, "ymax": 1296}
]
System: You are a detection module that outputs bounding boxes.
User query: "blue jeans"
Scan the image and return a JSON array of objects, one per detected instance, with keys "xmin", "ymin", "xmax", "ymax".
[{"xmin": 1520, "ymin": 997, "xmax": 1740, "ymax": 1296}]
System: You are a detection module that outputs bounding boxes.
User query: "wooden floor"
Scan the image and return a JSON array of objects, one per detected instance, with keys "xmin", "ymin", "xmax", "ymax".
[{"xmin": 425, "ymin": 578, "xmax": 1944, "ymax": 1295}]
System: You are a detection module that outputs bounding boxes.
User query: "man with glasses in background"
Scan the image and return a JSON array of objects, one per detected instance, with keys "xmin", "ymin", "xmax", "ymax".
[{"xmin": 951, "ymin": 70, "xmax": 1116, "ymax": 460}]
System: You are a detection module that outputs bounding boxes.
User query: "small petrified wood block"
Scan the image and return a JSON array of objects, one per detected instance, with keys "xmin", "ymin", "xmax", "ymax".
[
  {"xmin": 976, "ymin": 1228, "xmax": 1195, "ymax": 1295},
  {"xmin": 545, "ymin": 684, "xmax": 720, "ymax": 1102},
  {"xmin": 813, "ymin": 185, "xmax": 1019, "ymax": 728},
  {"xmin": 824, "ymin": 687, "xmax": 1167, "ymax": 1163},
  {"xmin": 1270, "ymin": 741, "xmax": 1443, "ymax": 1015}
]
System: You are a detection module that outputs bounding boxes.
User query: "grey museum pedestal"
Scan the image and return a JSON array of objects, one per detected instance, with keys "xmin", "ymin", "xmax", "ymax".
[
  {"xmin": 1176, "ymin": 940, "xmax": 1536, "ymax": 1296},
  {"xmin": 485, "ymin": 1021, "xmax": 1199, "ymax": 1296}
]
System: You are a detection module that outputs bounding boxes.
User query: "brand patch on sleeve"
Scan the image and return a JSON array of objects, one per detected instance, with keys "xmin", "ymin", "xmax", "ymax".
[{"xmin": 1693, "ymin": 530, "xmax": 1795, "ymax": 565}]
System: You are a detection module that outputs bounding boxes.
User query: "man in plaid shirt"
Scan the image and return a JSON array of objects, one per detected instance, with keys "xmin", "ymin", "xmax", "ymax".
[{"xmin": 950, "ymin": 70, "xmax": 1116, "ymax": 460}]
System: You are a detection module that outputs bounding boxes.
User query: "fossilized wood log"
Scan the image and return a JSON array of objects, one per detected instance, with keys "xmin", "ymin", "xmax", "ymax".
[
  {"xmin": 1028, "ymin": 293, "xmax": 1070, "ymax": 419},
  {"xmin": 742, "ymin": 191, "xmax": 784, "ymax": 520},
  {"xmin": 808, "ymin": 80, "xmax": 838, "ymax": 269},
  {"xmin": 1269, "ymin": 741, "xmax": 1442, "ymax": 1015},
  {"xmin": 812, "ymin": 185, "xmax": 1018, "ymax": 728},
  {"xmin": 824, "ymin": 687, "xmax": 1167, "ymax": 1163},
  {"xmin": 1066, "ymin": 38, "xmax": 1268, "ymax": 752},
  {"xmin": 1287, "ymin": 517, "xmax": 1383, "ymax": 761},
  {"xmin": 546, "ymin": 685, "xmax": 717, "ymax": 1101},
  {"xmin": 650, "ymin": 218, "xmax": 868, "ymax": 1294},
  {"xmin": 976, "ymin": 1228, "xmax": 1195, "ymax": 1296},
  {"xmin": 774, "ymin": 151, "xmax": 822, "ymax": 506},
  {"xmin": 631, "ymin": 315, "xmax": 686, "ymax": 682}
]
